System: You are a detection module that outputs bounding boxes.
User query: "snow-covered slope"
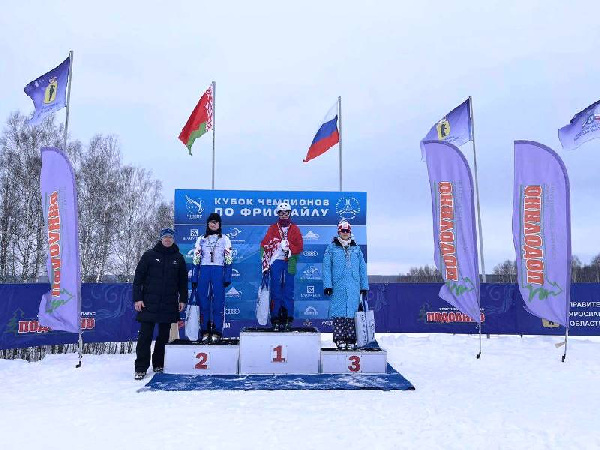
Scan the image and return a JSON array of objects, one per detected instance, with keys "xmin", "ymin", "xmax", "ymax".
[{"xmin": 1, "ymin": 334, "xmax": 598, "ymax": 450}]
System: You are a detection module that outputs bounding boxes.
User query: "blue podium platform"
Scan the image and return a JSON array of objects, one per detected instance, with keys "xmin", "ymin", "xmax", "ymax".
[{"xmin": 139, "ymin": 363, "xmax": 415, "ymax": 392}]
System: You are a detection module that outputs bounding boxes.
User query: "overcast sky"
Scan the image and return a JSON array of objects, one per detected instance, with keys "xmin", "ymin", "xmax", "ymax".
[{"xmin": 2, "ymin": 0, "xmax": 600, "ymax": 275}]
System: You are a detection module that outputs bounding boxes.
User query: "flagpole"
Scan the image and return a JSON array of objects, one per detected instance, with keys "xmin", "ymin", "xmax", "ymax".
[
  {"xmin": 211, "ymin": 81, "xmax": 216, "ymax": 190},
  {"xmin": 338, "ymin": 96, "xmax": 343, "ymax": 191},
  {"xmin": 63, "ymin": 50, "xmax": 74, "ymax": 150},
  {"xmin": 477, "ymin": 322, "xmax": 482, "ymax": 359},
  {"xmin": 562, "ymin": 328, "xmax": 568, "ymax": 362},
  {"xmin": 468, "ymin": 96, "xmax": 487, "ymax": 283}
]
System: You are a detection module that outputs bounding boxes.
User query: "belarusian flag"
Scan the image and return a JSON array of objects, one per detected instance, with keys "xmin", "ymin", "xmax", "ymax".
[{"xmin": 179, "ymin": 85, "xmax": 213, "ymax": 155}]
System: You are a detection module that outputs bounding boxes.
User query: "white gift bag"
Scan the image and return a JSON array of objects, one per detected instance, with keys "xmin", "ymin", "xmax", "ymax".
[
  {"xmin": 256, "ymin": 272, "xmax": 271, "ymax": 326},
  {"xmin": 355, "ymin": 294, "xmax": 375, "ymax": 348},
  {"xmin": 184, "ymin": 288, "xmax": 201, "ymax": 340}
]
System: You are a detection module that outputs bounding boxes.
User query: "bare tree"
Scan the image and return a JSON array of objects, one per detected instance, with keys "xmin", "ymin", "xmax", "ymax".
[
  {"xmin": 112, "ymin": 166, "xmax": 165, "ymax": 281},
  {"xmin": 405, "ymin": 265, "xmax": 443, "ymax": 282},
  {"xmin": 492, "ymin": 259, "xmax": 517, "ymax": 283},
  {"xmin": 0, "ymin": 113, "xmax": 78, "ymax": 282}
]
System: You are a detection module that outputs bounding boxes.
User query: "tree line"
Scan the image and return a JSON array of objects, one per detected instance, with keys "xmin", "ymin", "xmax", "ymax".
[
  {"xmin": 402, "ymin": 256, "xmax": 600, "ymax": 283},
  {"xmin": 0, "ymin": 112, "xmax": 172, "ymax": 283}
]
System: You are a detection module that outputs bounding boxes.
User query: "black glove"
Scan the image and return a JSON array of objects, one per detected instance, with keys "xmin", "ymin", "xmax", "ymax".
[
  {"xmin": 223, "ymin": 281, "xmax": 231, "ymax": 288},
  {"xmin": 191, "ymin": 282, "xmax": 198, "ymax": 290},
  {"xmin": 360, "ymin": 289, "xmax": 368, "ymax": 296},
  {"xmin": 324, "ymin": 288, "xmax": 333, "ymax": 296}
]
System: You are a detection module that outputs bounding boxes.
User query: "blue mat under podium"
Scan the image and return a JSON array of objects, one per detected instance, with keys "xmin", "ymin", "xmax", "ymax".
[{"xmin": 139, "ymin": 363, "xmax": 415, "ymax": 392}]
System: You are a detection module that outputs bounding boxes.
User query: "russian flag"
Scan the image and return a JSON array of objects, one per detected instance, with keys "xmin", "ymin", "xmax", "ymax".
[{"xmin": 303, "ymin": 115, "xmax": 340, "ymax": 163}]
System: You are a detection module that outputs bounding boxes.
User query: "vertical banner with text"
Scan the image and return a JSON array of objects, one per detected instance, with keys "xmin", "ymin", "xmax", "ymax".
[
  {"xmin": 512, "ymin": 141, "xmax": 571, "ymax": 327},
  {"xmin": 422, "ymin": 140, "xmax": 481, "ymax": 323},
  {"xmin": 39, "ymin": 147, "xmax": 81, "ymax": 333}
]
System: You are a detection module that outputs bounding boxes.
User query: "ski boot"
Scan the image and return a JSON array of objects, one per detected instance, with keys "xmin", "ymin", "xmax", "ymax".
[
  {"xmin": 134, "ymin": 371, "xmax": 146, "ymax": 381},
  {"xmin": 200, "ymin": 332, "xmax": 210, "ymax": 344},
  {"xmin": 153, "ymin": 366, "xmax": 164, "ymax": 373},
  {"xmin": 210, "ymin": 332, "xmax": 222, "ymax": 344}
]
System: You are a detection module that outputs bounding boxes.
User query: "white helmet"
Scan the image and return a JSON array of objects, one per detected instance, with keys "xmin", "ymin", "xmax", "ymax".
[{"xmin": 276, "ymin": 201, "xmax": 292, "ymax": 213}]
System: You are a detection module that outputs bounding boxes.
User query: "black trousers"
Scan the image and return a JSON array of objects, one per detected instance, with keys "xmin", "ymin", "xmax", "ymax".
[{"xmin": 135, "ymin": 321, "xmax": 171, "ymax": 372}]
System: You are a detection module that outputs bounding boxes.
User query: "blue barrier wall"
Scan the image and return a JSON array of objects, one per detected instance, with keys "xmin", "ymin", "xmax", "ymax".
[{"xmin": 1, "ymin": 283, "xmax": 599, "ymax": 350}]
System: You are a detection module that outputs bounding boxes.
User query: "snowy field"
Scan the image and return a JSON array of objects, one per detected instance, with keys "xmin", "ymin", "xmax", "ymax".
[{"xmin": 1, "ymin": 334, "xmax": 599, "ymax": 450}]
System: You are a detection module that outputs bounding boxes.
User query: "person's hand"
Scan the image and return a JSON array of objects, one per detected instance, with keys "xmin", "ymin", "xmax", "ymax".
[
  {"xmin": 134, "ymin": 301, "xmax": 145, "ymax": 312},
  {"xmin": 223, "ymin": 281, "xmax": 231, "ymax": 288},
  {"xmin": 179, "ymin": 302, "xmax": 186, "ymax": 312},
  {"xmin": 360, "ymin": 289, "xmax": 368, "ymax": 296},
  {"xmin": 191, "ymin": 281, "xmax": 198, "ymax": 290},
  {"xmin": 324, "ymin": 288, "xmax": 333, "ymax": 296}
]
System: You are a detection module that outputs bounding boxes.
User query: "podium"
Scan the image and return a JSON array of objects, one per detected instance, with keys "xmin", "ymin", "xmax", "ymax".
[
  {"xmin": 164, "ymin": 329, "xmax": 388, "ymax": 376},
  {"xmin": 239, "ymin": 328, "xmax": 320, "ymax": 375},
  {"xmin": 320, "ymin": 348, "xmax": 387, "ymax": 374},
  {"xmin": 164, "ymin": 340, "xmax": 240, "ymax": 375}
]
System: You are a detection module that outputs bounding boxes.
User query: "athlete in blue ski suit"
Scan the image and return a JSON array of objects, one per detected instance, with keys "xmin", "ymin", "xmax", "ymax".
[{"xmin": 191, "ymin": 213, "xmax": 233, "ymax": 343}]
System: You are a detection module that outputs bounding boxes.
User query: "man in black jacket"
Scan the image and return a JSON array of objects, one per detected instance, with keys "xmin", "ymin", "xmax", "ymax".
[{"xmin": 133, "ymin": 228, "xmax": 188, "ymax": 380}]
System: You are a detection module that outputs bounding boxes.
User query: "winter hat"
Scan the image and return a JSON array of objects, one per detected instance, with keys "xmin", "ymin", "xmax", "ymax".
[
  {"xmin": 205, "ymin": 212, "xmax": 222, "ymax": 236},
  {"xmin": 337, "ymin": 221, "xmax": 352, "ymax": 233},
  {"xmin": 207, "ymin": 212, "xmax": 222, "ymax": 224},
  {"xmin": 160, "ymin": 228, "xmax": 175, "ymax": 239}
]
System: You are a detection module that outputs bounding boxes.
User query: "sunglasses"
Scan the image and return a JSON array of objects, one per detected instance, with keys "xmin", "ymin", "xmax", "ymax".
[
  {"xmin": 277, "ymin": 211, "xmax": 290, "ymax": 215},
  {"xmin": 339, "ymin": 229, "xmax": 351, "ymax": 233}
]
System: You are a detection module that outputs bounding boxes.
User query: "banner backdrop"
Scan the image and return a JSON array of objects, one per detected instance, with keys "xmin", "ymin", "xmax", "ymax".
[
  {"xmin": 512, "ymin": 141, "xmax": 571, "ymax": 327},
  {"xmin": 422, "ymin": 141, "xmax": 481, "ymax": 323},
  {"xmin": 0, "ymin": 283, "xmax": 137, "ymax": 350},
  {"xmin": 1, "ymin": 283, "xmax": 599, "ymax": 350},
  {"xmin": 39, "ymin": 147, "xmax": 81, "ymax": 333},
  {"xmin": 174, "ymin": 190, "xmax": 367, "ymax": 327}
]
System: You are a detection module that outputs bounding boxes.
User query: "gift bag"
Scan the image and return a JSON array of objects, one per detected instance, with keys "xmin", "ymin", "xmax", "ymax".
[
  {"xmin": 355, "ymin": 294, "xmax": 375, "ymax": 348},
  {"xmin": 256, "ymin": 271, "xmax": 271, "ymax": 326},
  {"xmin": 185, "ymin": 288, "xmax": 201, "ymax": 340}
]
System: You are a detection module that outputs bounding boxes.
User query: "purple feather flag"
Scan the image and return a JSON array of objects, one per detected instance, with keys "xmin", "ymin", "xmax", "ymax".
[
  {"xmin": 512, "ymin": 141, "xmax": 571, "ymax": 327},
  {"xmin": 39, "ymin": 147, "xmax": 81, "ymax": 333},
  {"xmin": 422, "ymin": 140, "xmax": 481, "ymax": 323}
]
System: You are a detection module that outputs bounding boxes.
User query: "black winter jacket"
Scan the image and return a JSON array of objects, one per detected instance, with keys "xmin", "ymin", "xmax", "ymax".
[{"xmin": 133, "ymin": 242, "xmax": 188, "ymax": 323}]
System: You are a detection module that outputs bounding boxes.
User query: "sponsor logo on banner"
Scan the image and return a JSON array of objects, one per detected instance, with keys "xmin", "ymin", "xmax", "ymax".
[
  {"xmin": 190, "ymin": 228, "xmax": 199, "ymax": 238},
  {"xmin": 438, "ymin": 181, "xmax": 476, "ymax": 296},
  {"xmin": 8, "ymin": 311, "xmax": 96, "ymax": 334},
  {"xmin": 44, "ymin": 77, "xmax": 59, "ymax": 104},
  {"xmin": 423, "ymin": 307, "xmax": 485, "ymax": 324},
  {"xmin": 580, "ymin": 105, "xmax": 600, "ymax": 131},
  {"xmin": 302, "ymin": 250, "xmax": 318, "ymax": 257},
  {"xmin": 231, "ymin": 268, "xmax": 241, "ymax": 278},
  {"xmin": 301, "ymin": 265, "xmax": 320, "ymax": 280},
  {"xmin": 336, "ymin": 197, "xmax": 360, "ymax": 220},
  {"xmin": 520, "ymin": 185, "xmax": 563, "ymax": 302},
  {"xmin": 225, "ymin": 286, "xmax": 242, "ymax": 299},
  {"xmin": 436, "ymin": 118, "xmax": 451, "ymax": 140},
  {"xmin": 304, "ymin": 306, "xmax": 319, "ymax": 316},
  {"xmin": 301, "ymin": 285, "xmax": 319, "ymax": 299},
  {"xmin": 226, "ymin": 227, "xmax": 244, "ymax": 243},
  {"xmin": 304, "ymin": 230, "xmax": 320, "ymax": 240},
  {"xmin": 185, "ymin": 195, "xmax": 204, "ymax": 221},
  {"xmin": 542, "ymin": 319, "xmax": 560, "ymax": 328}
]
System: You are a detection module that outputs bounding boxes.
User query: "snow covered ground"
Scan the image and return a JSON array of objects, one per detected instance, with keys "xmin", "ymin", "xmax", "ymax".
[{"xmin": 1, "ymin": 334, "xmax": 599, "ymax": 450}]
